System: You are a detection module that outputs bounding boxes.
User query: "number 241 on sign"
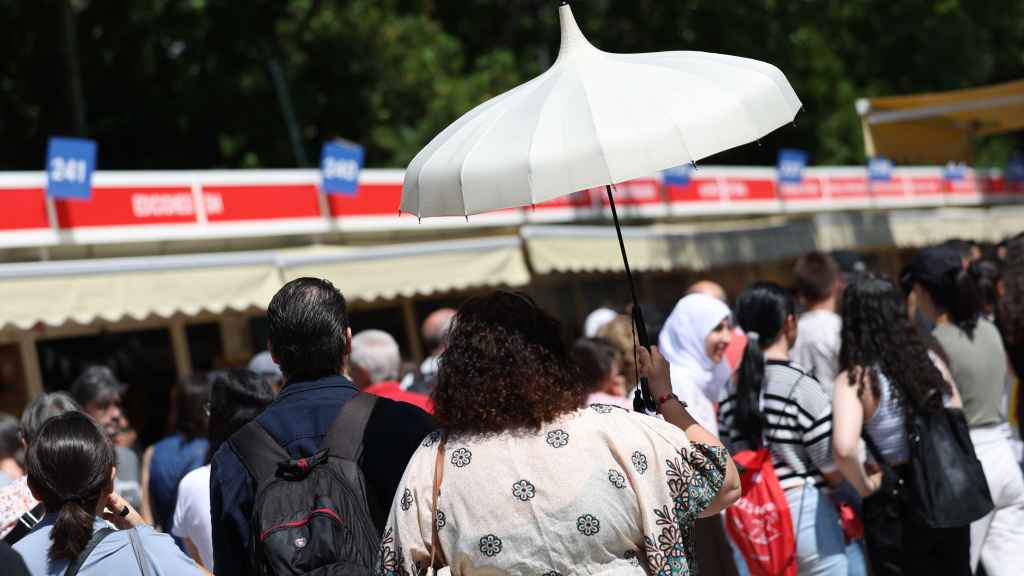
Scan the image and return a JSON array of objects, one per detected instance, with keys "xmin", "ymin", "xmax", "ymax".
[{"xmin": 49, "ymin": 157, "xmax": 89, "ymax": 183}]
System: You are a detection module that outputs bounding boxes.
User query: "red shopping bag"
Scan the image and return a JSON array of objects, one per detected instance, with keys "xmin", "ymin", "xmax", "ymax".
[{"xmin": 724, "ymin": 448, "xmax": 797, "ymax": 576}]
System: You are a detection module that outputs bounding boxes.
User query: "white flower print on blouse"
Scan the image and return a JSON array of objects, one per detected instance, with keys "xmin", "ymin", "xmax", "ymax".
[
  {"xmin": 577, "ymin": 514, "xmax": 601, "ymax": 536},
  {"xmin": 632, "ymin": 450, "xmax": 649, "ymax": 474},
  {"xmin": 450, "ymin": 447, "xmax": 472, "ymax": 468},
  {"xmin": 545, "ymin": 429, "xmax": 569, "ymax": 448},
  {"xmin": 421, "ymin": 430, "xmax": 442, "ymax": 448},
  {"xmin": 512, "ymin": 480, "xmax": 536, "ymax": 502},
  {"xmin": 479, "ymin": 534, "xmax": 502, "ymax": 557}
]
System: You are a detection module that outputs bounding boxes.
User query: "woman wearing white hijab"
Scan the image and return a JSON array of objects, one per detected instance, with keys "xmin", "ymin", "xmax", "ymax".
[
  {"xmin": 659, "ymin": 293, "xmax": 734, "ymax": 437},
  {"xmin": 660, "ymin": 293, "xmax": 741, "ymax": 576}
]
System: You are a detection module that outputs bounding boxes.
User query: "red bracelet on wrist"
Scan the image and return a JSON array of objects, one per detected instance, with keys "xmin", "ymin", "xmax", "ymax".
[{"xmin": 657, "ymin": 392, "xmax": 687, "ymax": 410}]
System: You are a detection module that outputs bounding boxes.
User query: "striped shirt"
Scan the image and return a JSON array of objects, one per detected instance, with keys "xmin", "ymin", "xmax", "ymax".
[{"xmin": 719, "ymin": 360, "xmax": 836, "ymax": 490}]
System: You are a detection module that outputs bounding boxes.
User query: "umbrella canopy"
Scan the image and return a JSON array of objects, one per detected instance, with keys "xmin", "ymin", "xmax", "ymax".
[{"xmin": 401, "ymin": 3, "xmax": 802, "ymax": 218}]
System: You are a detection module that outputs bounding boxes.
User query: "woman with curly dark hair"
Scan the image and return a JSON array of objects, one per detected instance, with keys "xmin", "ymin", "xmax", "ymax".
[
  {"xmin": 904, "ymin": 246, "xmax": 1024, "ymax": 576},
  {"xmin": 832, "ymin": 274, "xmax": 968, "ymax": 575},
  {"xmin": 376, "ymin": 291, "xmax": 739, "ymax": 575}
]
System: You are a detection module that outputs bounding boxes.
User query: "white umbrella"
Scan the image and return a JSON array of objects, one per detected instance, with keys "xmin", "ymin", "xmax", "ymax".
[
  {"xmin": 401, "ymin": 1, "xmax": 801, "ymax": 408},
  {"xmin": 402, "ymin": 4, "xmax": 801, "ymax": 217}
]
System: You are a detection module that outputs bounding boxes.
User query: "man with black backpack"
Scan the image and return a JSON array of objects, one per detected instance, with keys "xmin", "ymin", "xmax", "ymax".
[{"xmin": 210, "ymin": 277, "xmax": 436, "ymax": 576}]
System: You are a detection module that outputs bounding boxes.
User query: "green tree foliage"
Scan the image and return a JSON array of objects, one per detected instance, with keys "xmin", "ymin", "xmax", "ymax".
[{"xmin": 0, "ymin": 0, "xmax": 1020, "ymax": 170}]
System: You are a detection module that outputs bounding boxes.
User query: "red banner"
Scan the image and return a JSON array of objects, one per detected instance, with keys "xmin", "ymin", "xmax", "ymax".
[
  {"xmin": 0, "ymin": 188, "xmax": 49, "ymax": 231},
  {"xmin": 56, "ymin": 186, "xmax": 197, "ymax": 227},
  {"xmin": 0, "ymin": 166, "xmax": 1018, "ymax": 247},
  {"xmin": 328, "ymin": 182, "xmax": 402, "ymax": 217},
  {"xmin": 205, "ymin": 184, "xmax": 320, "ymax": 222}
]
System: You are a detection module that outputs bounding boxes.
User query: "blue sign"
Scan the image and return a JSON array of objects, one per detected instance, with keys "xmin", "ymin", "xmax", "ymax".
[
  {"xmin": 662, "ymin": 164, "xmax": 691, "ymax": 186},
  {"xmin": 868, "ymin": 157, "xmax": 892, "ymax": 182},
  {"xmin": 943, "ymin": 162, "xmax": 966, "ymax": 182},
  {"xmin": 777, "ymin": 148, "xmax": 807, "ymax": 184},
  {"xmin": 1007, "ymin": 156, "xmax": 1024, "ymax": 182},
  {"xmin": 46, "ymin": 137, "xmax": 97, "ymax": 200},
  {"xmin": 320, "ymin": 141, "xmax": 364, "ymax": 196}
]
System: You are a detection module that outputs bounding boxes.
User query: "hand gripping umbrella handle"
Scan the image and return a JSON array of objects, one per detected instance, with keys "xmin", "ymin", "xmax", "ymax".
[
  {"xmin": 630, "ymin": 306, "xmax": 658, "ymax": 413},
  {"xmin": 604, "ymin": 185, "xmax": 658, "ymax": 413}
]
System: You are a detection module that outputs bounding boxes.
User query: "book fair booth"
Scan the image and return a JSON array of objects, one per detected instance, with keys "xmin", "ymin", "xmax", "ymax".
[{"xmin": 1, "ymin": 163, "xmax": 1022, "ymax": 444}]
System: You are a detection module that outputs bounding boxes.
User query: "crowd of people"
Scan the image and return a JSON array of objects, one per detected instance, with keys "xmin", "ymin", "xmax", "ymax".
[{"xmin": 0, "ymin": 235, "xmax": 1022, "ymax": 575}]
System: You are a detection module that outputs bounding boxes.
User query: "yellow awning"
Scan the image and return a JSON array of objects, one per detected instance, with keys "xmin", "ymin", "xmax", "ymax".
[
  {"xmin": 0, "ymin": 237, "xmax": 529, "ymax": 331},
  {"xmin": 0, "ymin": 252, "xmax": 281, "ymax": 331},
  {"xmin": 857, "ymin": 80, "xmax": 1024, "ymax": 164}
]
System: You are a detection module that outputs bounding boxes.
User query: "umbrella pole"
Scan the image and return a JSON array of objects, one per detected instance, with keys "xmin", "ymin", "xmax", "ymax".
[{"xmin": 605, "ymin": 185, "xmax": 657, "ymax": 412}]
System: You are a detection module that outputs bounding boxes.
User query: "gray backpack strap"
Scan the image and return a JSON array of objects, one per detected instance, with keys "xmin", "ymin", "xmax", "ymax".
[
  {"xmin": 229, "ymin": 420, "xmax": 291, "ymax": 485},
  {"xmin": 322, "ymin": 392, "xmax": 378, "ymax": 461},
  {"xmin": 64, "ymin": 527, "xmax": 115, "ymax": 576},
  {"xmin": 128, "ymin": 527, "xmax": 155, "ymax": 576}
]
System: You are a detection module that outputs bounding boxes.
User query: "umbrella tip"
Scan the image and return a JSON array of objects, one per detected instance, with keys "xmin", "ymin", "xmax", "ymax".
[
  {"xmin": 556, "ymin": 0, "xmax": 591, "ymax": 61},
  {"xmin": 690, "ymin": 160, "xmax": 697, "ymax": 171}
]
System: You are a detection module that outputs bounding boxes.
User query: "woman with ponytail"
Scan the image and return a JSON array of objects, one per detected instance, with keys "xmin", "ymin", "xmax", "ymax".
[
  {"xmin": 719, "ymin": 282, "xmax": 847, "ymax": 575},
  {"xmin": 905, "ymin": 245, "xmax": 1024, "ymax": 576},
  {"xmin": 14, "ymin": 412, "xmax": 201, "ymax": 575}
]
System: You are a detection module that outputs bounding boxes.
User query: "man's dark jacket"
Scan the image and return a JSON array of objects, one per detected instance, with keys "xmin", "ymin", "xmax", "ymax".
[{"xmin": 210, "ymin": 374, "xmax": 436, "ymax": 576}]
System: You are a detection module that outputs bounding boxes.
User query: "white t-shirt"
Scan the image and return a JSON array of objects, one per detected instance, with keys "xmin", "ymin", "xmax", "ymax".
[
  {"xmin": 172, "ymin": 464, "xmax": 213, "ymax": 571},
  {"xmin": 670, "ymin": 363, "xmax": 719, "ymax": 437},
  {"xmin": 791, "ymin": 310, "xmax": 841, "ymax": 392}
]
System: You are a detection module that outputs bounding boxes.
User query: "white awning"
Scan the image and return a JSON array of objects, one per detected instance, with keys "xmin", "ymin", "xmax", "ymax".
[
  {"xmin": 523, "ymin": 206, "xmax": 1024, "ymax": 275},
  {"xmin": 0, "ymin": 236, "xmax": 528, "ymax": 331},
  {"xmin": 522, "ymin": 220, "xmax": 819, "ymax": 274}
]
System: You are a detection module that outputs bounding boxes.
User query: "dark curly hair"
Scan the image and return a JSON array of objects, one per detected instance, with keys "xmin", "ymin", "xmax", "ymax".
[
  {"xmin": 1000, "ymin": 237, "xmax": 1024, "ymax": 347},
  {"xmin": 839, "ymin": 274, "xmax": 949, "ymax": 414},
  {"xmin": 433, "ymin": 291, "xmax": 585, "ymax": 434}
]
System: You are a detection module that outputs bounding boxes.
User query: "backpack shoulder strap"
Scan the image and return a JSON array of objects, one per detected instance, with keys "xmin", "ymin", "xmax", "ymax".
[
  {"xmin": 229, "ymin": 420, "xmax": 290, "ymax": 485},
  {"xmin": 322, "ymin": 392, "xmax": 378, "ymax": 462},
  {"xmin": 64, "ymin": 527, "xmax": 115, "ymax": 576},
  {"xmin": 3, "ymin": 503, "xmax": 44, "ymax": 545}
]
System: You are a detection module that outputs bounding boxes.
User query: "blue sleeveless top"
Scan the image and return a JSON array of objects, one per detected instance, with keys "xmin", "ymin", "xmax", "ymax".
[{"xmin": 149, "ymin": 433, "xmax": 208, "ymax": 535}]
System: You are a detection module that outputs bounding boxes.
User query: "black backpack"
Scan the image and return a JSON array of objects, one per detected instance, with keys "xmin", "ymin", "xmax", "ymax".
[{"xmin": 229, "ymin": 393, "xmax": 381, "ymax": 576}]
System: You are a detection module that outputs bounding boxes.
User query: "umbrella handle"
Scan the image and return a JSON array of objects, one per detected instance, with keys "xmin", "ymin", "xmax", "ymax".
[
  {"xmin": 630, "ymin": 306, "xmax": 658, "ymax": 413},
  {"xmin": 604, "ymin": 184, "xmax": 658, "ymax": 413}
]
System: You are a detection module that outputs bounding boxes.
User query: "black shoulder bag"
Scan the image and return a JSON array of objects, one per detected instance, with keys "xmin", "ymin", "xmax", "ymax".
[
  {"xmin": 903, "ymin": 392, "xmax": 992, "ymax": 528},
  {"xmin": 860, "ymin": 388, "xmax": 994, "ymax": 575}
]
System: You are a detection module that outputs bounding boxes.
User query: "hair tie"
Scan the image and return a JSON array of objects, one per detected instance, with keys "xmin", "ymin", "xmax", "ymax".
[
  {"xmin": 747, "ymin": 331, "xmax": 761, "ymax": 342},
  {"xmin": 62, "ymin": 495, "xmax": 84, "ymax": 505}
]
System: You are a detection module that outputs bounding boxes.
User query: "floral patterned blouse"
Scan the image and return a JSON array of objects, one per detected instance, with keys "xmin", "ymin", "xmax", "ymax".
[
  {"xmin": 376, "ymin": 404, "xmax": 728, "ymax": 575},
  {"xmin": 0, "ymin": 477, "xmax": 36, "ymax": 539}
]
